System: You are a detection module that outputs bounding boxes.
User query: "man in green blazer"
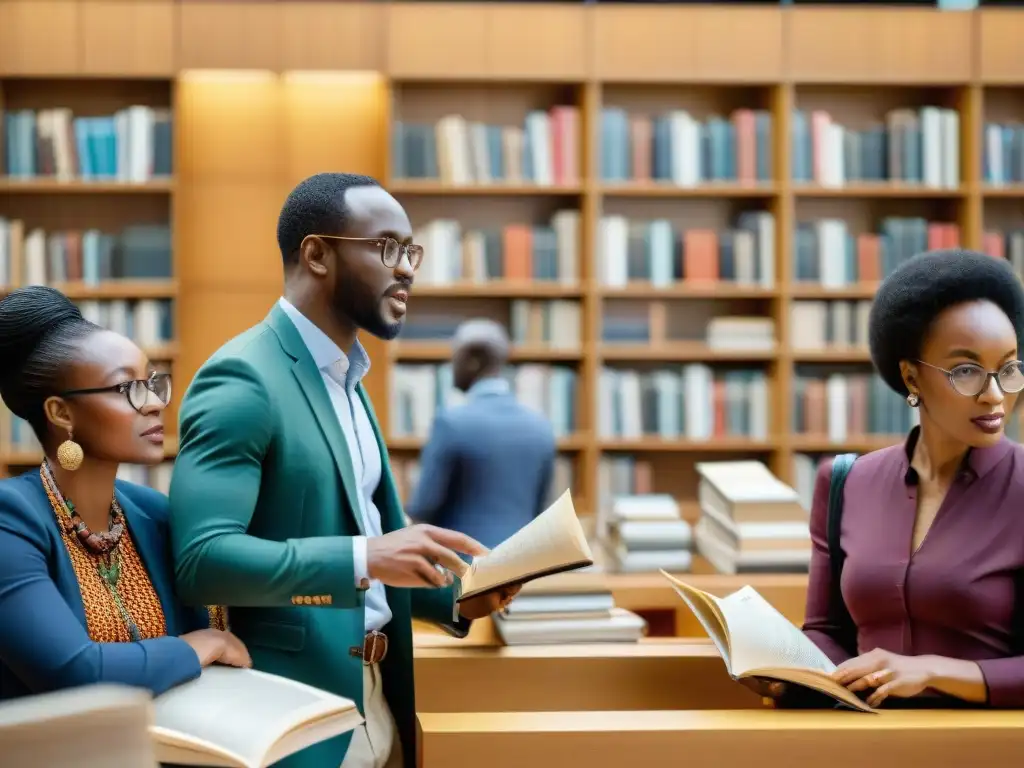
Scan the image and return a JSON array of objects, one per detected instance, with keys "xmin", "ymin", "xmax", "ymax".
[{"xmin": 168, "ymin": 173, "xmax": 517, "ymax": 768}]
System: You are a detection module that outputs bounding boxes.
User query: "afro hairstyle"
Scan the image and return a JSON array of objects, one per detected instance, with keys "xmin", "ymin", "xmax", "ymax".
[{"xmin": 868, "ymin": 248, "xmax": 1024, "ymax": 396}]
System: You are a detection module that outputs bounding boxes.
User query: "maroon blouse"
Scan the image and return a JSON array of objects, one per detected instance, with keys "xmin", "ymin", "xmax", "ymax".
[{"xmin": 803, "ymin": 426, "xmax": 1024, "ymax": 707}]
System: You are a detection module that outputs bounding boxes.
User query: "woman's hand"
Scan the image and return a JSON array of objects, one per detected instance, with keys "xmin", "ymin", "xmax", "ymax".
[
  {"xmin": 181, "ymin": 629, "xmax": 252, "ymax": 669},
  {"xmin": 832, "ymin": 649, "xmax": 935, "ymax": 707}
]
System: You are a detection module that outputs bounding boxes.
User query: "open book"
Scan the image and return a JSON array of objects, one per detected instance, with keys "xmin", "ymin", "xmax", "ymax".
[
  {"xmin": 660, "ymin": 571, "xmax": 875, "ymax": 713},
  {"xmin": 151, "ymin": 666, "xmax": 364, "ymax": 767},
  {"xmin": 456, "ymin": 489, "xmax": 594, "ymax": 602}
]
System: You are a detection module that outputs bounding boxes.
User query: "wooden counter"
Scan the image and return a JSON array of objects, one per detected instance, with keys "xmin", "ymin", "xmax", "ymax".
[
  {"xmin": 414, "ymin": 639, "xmax": 757, "ymax": 712},
  {"xmin": 418, "ymin": 709, "xmax": 1024, "ymax": 768}
]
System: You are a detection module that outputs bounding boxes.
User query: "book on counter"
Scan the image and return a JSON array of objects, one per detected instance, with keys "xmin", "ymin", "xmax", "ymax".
[
  {"xmin": 493, "ymin": 577, "xmax": 647, "ymax": 645},
  {"xmin": 455, "ymin": 488, "xmax": 594, "ymax": 602},
  {"xmin": 661, "ymin": 571, "xmax": 874, "ymax": 713},
  {"xmin": 152, "ymin": 666, "xmax": 363, "ymax": 767}
]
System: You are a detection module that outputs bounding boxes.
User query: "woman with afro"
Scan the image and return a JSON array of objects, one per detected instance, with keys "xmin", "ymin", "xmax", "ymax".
[{"xmin": 774, "ymin": 248, "xmax": 1024, "ymax": 709}]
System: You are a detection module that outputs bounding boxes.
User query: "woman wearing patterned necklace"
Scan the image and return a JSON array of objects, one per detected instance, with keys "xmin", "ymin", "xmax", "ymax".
[{"xmin": 0, "ymin": 286, "xmax": 251, "ymax": 701}]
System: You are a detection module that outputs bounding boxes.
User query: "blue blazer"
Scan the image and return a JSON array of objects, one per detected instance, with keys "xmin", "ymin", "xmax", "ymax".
[
  {"xmin": 406, "ymin": 382, "xmax": 557, "ymax": 549},
  {"xmin": 0, "ymin": 471, "xmax": 207, "ymax": 701}
]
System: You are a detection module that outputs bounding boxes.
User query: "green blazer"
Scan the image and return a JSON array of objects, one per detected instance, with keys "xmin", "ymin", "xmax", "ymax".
[{"xmin": 168, "ymin": 303, "xmax": 469, "ymax": 768}]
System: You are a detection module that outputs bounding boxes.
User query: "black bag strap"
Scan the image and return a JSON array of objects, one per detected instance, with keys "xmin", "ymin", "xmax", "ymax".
[{"xmin": 827, "ymin": 453, "xmax": 859, "ymax": 645}]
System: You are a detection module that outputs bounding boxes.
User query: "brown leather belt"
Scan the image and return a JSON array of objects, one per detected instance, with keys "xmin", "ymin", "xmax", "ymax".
[{"xmin": 349, "ymin": 630, "xmax": 388, "ymax": 665}]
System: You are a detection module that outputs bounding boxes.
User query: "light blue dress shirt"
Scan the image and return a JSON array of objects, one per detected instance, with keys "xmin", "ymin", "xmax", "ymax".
[{"xmin": 278, "ymin": 298, "xmax": 392, "ymax": 632}]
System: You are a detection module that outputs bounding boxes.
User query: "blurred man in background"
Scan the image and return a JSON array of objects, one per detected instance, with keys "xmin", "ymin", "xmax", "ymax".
[{"xmin": 406, "ymin": 319, "xmax": 557, "ymax": 549}]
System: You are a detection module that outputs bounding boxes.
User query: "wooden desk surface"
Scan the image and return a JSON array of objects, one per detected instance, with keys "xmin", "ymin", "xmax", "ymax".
[
  {"xmin": 418, "ymin": 709, "xmax": 1024, "ymax": 768},
  {"xmin": 415, "ymin": 639, "xmax": 758, "ymax": 712}
]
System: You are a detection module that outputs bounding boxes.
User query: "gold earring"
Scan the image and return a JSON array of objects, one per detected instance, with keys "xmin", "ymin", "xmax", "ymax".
[
  {"xmin": 56, "ymin": 431, "xmax": 84, "ymax": 471},
  {"xmin": 906, "ymin": 392, "xmax": 920, "ymax": 408}
]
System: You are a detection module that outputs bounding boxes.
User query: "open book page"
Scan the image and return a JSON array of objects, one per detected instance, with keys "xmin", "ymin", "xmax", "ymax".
[
  {"xmin": 660, "ymin": 572, "xmax": 874, "ymax": 713},
  {"xmin": 458, "ymin": 489, "xmax": 594, "ymax": 601},
  {"xmin": 151, "ymin": 666, "xmax": 363, "ymax": 768}
]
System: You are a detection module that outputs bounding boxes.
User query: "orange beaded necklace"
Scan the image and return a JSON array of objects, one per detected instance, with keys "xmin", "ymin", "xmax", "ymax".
[{"xmin": 40, "ymin": 460, "xmax": 143, "ymax": 642}]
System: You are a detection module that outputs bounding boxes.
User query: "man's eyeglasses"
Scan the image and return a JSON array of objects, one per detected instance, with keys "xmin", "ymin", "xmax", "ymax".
[
  {"xmin": 915, "ymin": 359, "xmax": 1024, "ymax": 397},
  {"xmin": 60, "ymin": 372, "xmax": 172, "ymax": 413},
  {"xmin": 315, "ymin": 235, "xmax": 423, "ymax": 271}
]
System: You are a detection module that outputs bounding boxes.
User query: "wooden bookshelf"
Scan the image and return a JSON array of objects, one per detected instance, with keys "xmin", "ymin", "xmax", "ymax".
[{"xmin": 0, "ymin": 1, "xmax": 1022, "ymax": 540}]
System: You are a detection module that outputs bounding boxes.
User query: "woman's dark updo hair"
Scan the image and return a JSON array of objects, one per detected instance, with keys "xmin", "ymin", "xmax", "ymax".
[
  {"xmin": 868, "ymin": 248, "xmax": 1024, "ymax": 397},
  {"xmin": 0, "ymin": 286, "xmax": 101, "ymax": 435}
]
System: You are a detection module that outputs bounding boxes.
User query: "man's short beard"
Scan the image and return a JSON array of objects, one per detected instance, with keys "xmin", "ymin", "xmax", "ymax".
[{"xmin": 334, "ymin": 280, "xmax": 403, "ymax": 341}]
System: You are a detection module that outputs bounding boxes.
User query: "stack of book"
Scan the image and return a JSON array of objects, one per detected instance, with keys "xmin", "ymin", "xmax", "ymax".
[
  {"xmin": 493, "ymin": 579, "xmax": 647, "ymax": 646},
  {"xmin": 602, "ymin": 494, "xmax": 693, "ymax": 573},
  {"xmin": 693, "ymin": 461, "xmax": 811, "ymax": 575}
]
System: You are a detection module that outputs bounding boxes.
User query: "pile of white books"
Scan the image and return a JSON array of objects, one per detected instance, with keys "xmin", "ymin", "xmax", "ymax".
[
  {"xmin": 602, "ymin": 494, "xmax": 693, "ymax": 573},
  {"xmin": 694, "ymin": 460, "xmax": 811, "ymax": 575},
  {"xmin": 493, "ymin": 578, "xmax": 647, "ymax": 645}
]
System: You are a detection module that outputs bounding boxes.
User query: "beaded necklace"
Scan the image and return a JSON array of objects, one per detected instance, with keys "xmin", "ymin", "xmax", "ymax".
[{"xmin": 40, "ymin": 461, "xmax": 142, "ymax": 642}]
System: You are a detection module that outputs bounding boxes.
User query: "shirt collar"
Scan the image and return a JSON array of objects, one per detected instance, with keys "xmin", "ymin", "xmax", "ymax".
[
  {"xmin": 468, "ymin": 376, "xmax": 511, "ymax": 399},
  {"xmin": 276, "ymin": 297, "xmax": 370, "ymax": 386},
  {"xmin": 901, "ymin": 424, "xmax": 1012, "ymax": 485}
]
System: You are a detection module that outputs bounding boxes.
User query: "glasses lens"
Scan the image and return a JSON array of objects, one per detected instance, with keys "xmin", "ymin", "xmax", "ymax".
[
  {"xmin": 999, "ymin": 362, "xmax": 1024, "ymax": 393},
  {"xmin": 949, "ymin": 365, "xmax": 987, "ymax": 396},
  {"xmin": 129, "ymin": 375, "xmax": 171, "ymax": 409},
  {"xmin": 407, "ymin": 244, "xmax": 424, "ymax": 271},
  {"xmin": 382, "ymin": 237, "xmax": 400, "ymax": 268}
]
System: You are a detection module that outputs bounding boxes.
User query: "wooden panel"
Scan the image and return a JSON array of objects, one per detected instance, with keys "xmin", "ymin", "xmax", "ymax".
[
  {"xmin": 280, "ymin": 73, "xmax": 387, "ymax": 186},
  {"xmin": 79, "ymin": 0, "xmax": 175, "ymax": 77},
  {"xmin": 280, "ymin": 1, "xmax": 385, "ymax": 73},
  {"xmin": 418, "ymin": 710, "xmax": 1024, "ymax": 768},
  {"xmin": 787, "ymin": 9, "xmax": 973, "ymax": 84},
  {"xmin": 176, "ymin": 75, "xmax": 283, "ymax": 181},
  {"xmin": 0, "ymin": 0, "xmax": 79, "ymax": 76},
  {"xmin": 178, "ymin": 0, "xmax": 281, "ymax": 71},
  {"xmin": 486, "ymin": 4, "xmax": 587, "ymax": 81},
  {"xmin": 176, "ymin": 288, "xmax": 279, "ymax": 402},
  {"xmin": 414, "ymin": 642, "xmax": 758, "ymax": 713},
  {"xmin": 593, "ymin": 7, "xmax": 782, "ymax": 83},
  {"xmin": 978, "ymin": 10, "xmax": 1024, "ymax": 84},
  {"xmin": 176, "ymin": 181, "xmax": 284, "ymax": 290},
  {"xmin": 387, "ymin": 3, "xmax": 488, "ymax": 80}
]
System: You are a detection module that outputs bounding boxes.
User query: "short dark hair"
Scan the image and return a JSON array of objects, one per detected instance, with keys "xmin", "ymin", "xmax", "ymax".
[
  {"xmin": 276, "ymin": 172, "xmax": 381, "ymax": 263},
  {"xmin": 868, "ymin": 248, "xmax": 1024, "ymax": 395},
  {"xmin": 0, "ymin": 286, "xmax": 101, "ymax": 436}
]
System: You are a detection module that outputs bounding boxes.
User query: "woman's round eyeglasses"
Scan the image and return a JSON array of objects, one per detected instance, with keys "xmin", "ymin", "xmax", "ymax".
[
  {"xmin": 60, "ymin": 372, "xmax": 173, "ymax": 413},
  {"xmin": 916, "ymin": 359, "xmax": 1024, "ymax": 397}
]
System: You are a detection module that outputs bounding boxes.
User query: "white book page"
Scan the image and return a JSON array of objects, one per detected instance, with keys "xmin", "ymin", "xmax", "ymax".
[
  {"xmin": 712, "ymin": 586, "xmax": 836, "ymax": 677},
  {"xmin": 152, "ymin": 667, "xmax": 360, "ymax": 768},
  {"xmin": 460, "ymin": 490, "xmax": 593, "ymax": 599}
]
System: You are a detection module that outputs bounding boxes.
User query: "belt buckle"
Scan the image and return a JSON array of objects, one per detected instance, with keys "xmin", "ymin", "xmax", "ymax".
[{"xmin": 349, "ymin": 630, "xmax": 388, "ymax": 666}]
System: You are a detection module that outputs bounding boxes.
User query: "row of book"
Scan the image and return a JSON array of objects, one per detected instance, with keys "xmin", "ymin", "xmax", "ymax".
[
  {"xmin": 3, "ymin": 106, "xmax": 173, "ymax": 181},
  {"xmin": 399, "ymin": 299, "xmax": 581, "ymax": 350},
  {"xmin": 793, "ymin": 372, "xmax": 920, "ymax": 442},
  {"xmin": 411, "ymin": 211, "xmax": 578, "ymax": 286},
  {"xmin": 792, "ymin": 107, "xmax": 960, "ymax": 188},
  {"xmin": 599, "ymin": 107, "xmax": 773, "ymax": 186},
  {"xmin": 389, "ymin": 363, "xmax": 578, "ymax": 439},
  {"xmin": 598, "ymin": 211, "xmax": 775, "ymax": 288},
  {"xmin": 391, "ymin": 107, "xmax": 579, "ymax": 186},
  {"xmin": 983, "ymin": 122, "xmax": 1024, "ymax": 186},
  {"xmin": 602, "ymin": 304, "xmax": 775, "ymax": 350},
  {"xmin": 793, "ymin": 217, "xmax": 960, "ymax": 287},
  {"xmin": 0, "ymin": 221, "xmax": 173, "ymax": 288},
  {"xmin": 597, "ymin": 365, "xmax": 770, "ymax": 441},
  {"xmin": 386, "ymin": 105, "xmax": 1000, "ymax": 189},
  {"xmin": 790, "ymin": 300, "xmax": 872, "ymax": 351}
]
